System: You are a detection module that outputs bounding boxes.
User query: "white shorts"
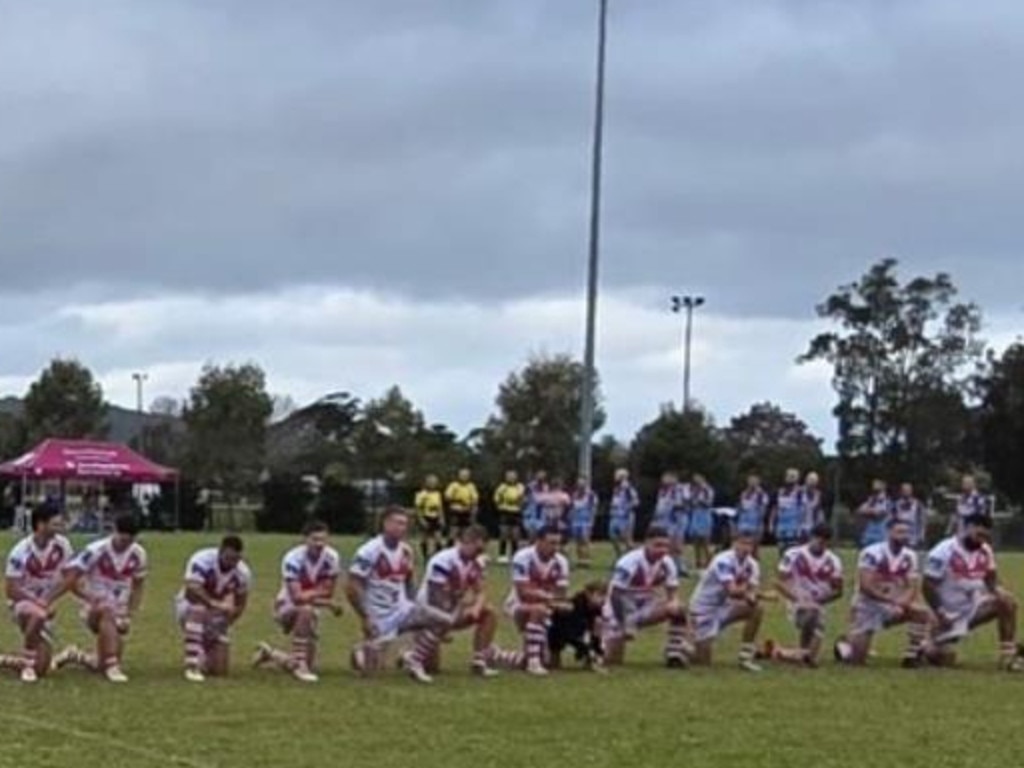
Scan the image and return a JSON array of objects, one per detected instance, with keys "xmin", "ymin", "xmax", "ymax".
[
  {"xmin": 369, "ymin": 601, "xmax": 433, "ymax": 643},
  {"xmin": 850, "ymin": 598, "xmax": 904, "ymax": 636},
  {"xmin": 690, "ymin": 605, "xmax": 734, "ymax": 643},
  {"xmin": 933, "ymin": 596, "xmax": 996, "ymax": 645},
  {"xmin": 601, "ymin": 597, "xmax": 662, "ymax": 637},
  {"xmin": 9, "ymin": 601, "xmax": 56, "ymax": 641}
]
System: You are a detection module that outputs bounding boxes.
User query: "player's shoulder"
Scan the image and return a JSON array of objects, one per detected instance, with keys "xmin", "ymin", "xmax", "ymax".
[
  {"xmin": 7, "ymin": 535, "xmax": 32, "ymax": 558},
  {"xmin": 282, "ymin": 544, "xmax": 306, "ymax": 563},
  {"xmin": 236, "ymin": 559, "xmax": 254, "ymax": 580},
  {"xmin": 53, "ymin": 534, "xmax": 75, "ymax": 555},
  {"xmin": 555, "ymin": 551, "xmax": 571, "ymax": 569},
  {"xmin": 352, "ymin": 536, "xmax": 380, "ymax": 559},
  {"xmin": 928, "ymin": 537, "xmax": 955, "ymax": 559}
]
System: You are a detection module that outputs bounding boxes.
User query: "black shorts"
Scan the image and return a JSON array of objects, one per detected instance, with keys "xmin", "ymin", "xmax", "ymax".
[
  {"xmin": 498, "ymin": 512, "xmax": 522, "ymax": 530},
  {"xmin": 420, "ymin": 517, "xmax": 442, "ymax": 535},
  {"xmin": 449, "ymin": 511, "xmax": 472, "ymax": 530}
]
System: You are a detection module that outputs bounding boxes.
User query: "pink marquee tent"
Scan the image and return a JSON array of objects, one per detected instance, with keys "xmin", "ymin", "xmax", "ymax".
[{"xmin": 0, "ymin": 439, "xmax": 177, "ymax": 482}]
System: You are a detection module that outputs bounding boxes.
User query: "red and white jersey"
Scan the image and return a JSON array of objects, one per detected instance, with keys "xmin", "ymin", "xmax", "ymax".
[
  {"xmin": 5, "ymin": 535, "xmax": 74, "ymax": 603},
  {"xmin": 924, "ymin": 537, "xmax": 995, "ymax": 614},
  {"xmin": 855, "ymin": 542, "xmax": 918, "ymax": 604},
  {"xmin": 777, "ymin": 544, "xmax": 843, "ymax": 604},
  {"xmin": 179, "ymin": 547, "xmax": 252, "ymax": 603},
  {"xmin": 69, "ymin": 537, "xmax": 148, "ymax": 610},
  {"xmin": 507, "ymin": 545, "xmax": 570, "ymax": 607},
  {"xmin": 349, "ymin": 536, "xmax": 415, "ymax": 618},
  {"xmin": 417, "ymin": 546, "xmax": 486, "ymax": 609},
  {"xmin": 608, "ymin": 547, "xmax": 679, "ymax": 601},
  {"xmin": 689, "ymin": 550, "xmax": 760, "ymax": 614},
  {"xmin": 276, "ymin": 543, "xmax": 342, "ymax": 609}
]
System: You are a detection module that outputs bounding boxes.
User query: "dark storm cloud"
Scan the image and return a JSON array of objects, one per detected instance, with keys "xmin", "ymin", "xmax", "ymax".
[{"xmin": 1, "ymin": 0, "xmax": 1023, "ymax": 316}]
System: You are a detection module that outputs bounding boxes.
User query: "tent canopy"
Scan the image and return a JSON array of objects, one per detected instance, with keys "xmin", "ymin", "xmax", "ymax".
[{"xmin": 0, "ymin": 438, "xmax": 178, "ymax": 483}]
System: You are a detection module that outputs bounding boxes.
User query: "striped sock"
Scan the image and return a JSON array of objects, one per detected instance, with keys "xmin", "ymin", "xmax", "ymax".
[
  {"xmin": 524, "ymin": 623, "xmax": 547, "ymax": 664},
  {"xmin": 291, "ymin": 636, "xmax": 310, "ymax": 671},
  {"xmin": 999, "ymin": 641, "xmax": 1017, "ymax": 660},
  {"xmin": 0, "ymin": 654, "xmax": 25, "ymax": 670},
  {"xmin": 738, "ymin": 643, "xmax": 756, "ymax": 662},
  {"xmin": 774, "ymin": 647, "xmax": 808, "ymax": 663},
  {"xmin": 411, "ymin": 630, "xmax": 441, "ymax": 666},
  {"xmin": 488, "ymin": 647, "xmax": 525, "ymax": 669},
  {"xmin": 905, "ymin": 624, "xmax": 927, "ymax": 658},
  {"xmin": 22, "ymin": 648, "xmax": 37, "ymax": 671},
  {"xmin": 184, "ymin": 621, "xmax": 205, "ymax": 670},
  {"xmin": 268, "ymin": 647, "xmax": 293, "ymax": 670},
  {"xmin": 665, "ymin": 622, "xmax": 687, "ymax": 660}
]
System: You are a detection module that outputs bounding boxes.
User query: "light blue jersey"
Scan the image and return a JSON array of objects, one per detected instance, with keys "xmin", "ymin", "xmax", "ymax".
[
  {"xmin": 687, "ymin": 483, "xmax": 715, "ymax": 540},
  {"xmin": 609, "ymin": 482, "xmax": 638, "ymax": 540},
  {"xmin": 737, "ymin": 488, "xmax": 769, "ymax": 535},
  {"xmin": 775, "ymin": 485, "xmax": 804, "ymax": 544},
  {"xmin": 859, "ymin": 492, "xmax": 891, "ymax": 547}
]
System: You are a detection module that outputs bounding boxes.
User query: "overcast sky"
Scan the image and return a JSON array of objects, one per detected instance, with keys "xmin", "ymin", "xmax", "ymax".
[{"xmin": 1, "ymin": 0, "xmax": 1021, "ymax": 447}]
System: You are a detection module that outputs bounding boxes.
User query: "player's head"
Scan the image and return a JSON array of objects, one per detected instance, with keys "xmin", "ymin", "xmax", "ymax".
[
  {"xmin": 660, "ymin": 470, "xmax": 678, "ymax": 485},
  {"xmin": 808, "ymin": 522, "xmax": 832, "ymax": 554},
  {"xmin": 302, "ymin": 519, "xmax": 330, "ymax": 554},
  {"xmin": 899, "ymin": 482, "xmax": 913, "ymax": 497},
  {"xmin": 582, "ymin": 579, "xmax": 607, "ymax": 608},
  {"xmin": 732, "ymin": 530, "xmax": 757, "ymax": 558},
  {"xmin": 31, "ymin": 503, "xmax": 61, "ymax": 540},
  {"xmin": 535, "ymin": 526, "xmax": 562, "ymax": 558},
  {"xmin": 886, "ymin": 518, "xmax": 911, "ymax": 551},
  {"xmin": 381, "ymin": 506, "xmax": 409, "ymax": 542},
  {"xmin": 961, "ymin": 474, "xmax": 976, "ymax": 493},
  {"xmin": 111, "ymin": 513, "xmax": 139, "ymax": 551},
  {"xmin": 457, "ymin": 467, "xmax": 472, "ymax": 483},
  {"xmin": 614, "ymin": 468, "xmax": 629, "ymax": 483},
  {"xmin": 644, "ymin": 526, "xmax": 672, "ymax": 560},
  {"xmin": 424, "ymin": 474, "xmax": 439, "ymax": 489},
  {"xmin": 218, "ymin": 535, "xmax": 245, "ymax": 570},
  {"xmin": 575, "ymin": 476, "xmax": 588, "ymax": 491},
  {"xmin": 458, "ymin": 524, "xmax": 488, "ymax": 559},
  {"xmin": 961, "ymin": 513, "xmax": 991, "ymax": 551},
  {"xmin": 784, "ymin": 468, "xmax": 799, "ymax": 485},
  {"xmin": 692, "ymin": 472, "xmax": 706, "ymax": 485},
  {"xmin": 504, "ymin": 469, "xmax": 518, "ymax": 484},
  {"xmin": 534, "ymin": 469, "xmax": 548, "ymax": 484},
  {"xmin": 872, "ymin": 478, "xmax": 887, "ymax": 494},
  {"xmin": 805, "ymin": 471, "xmax": 819, "ymax": 488},
  {"xmin": 550, "ymin": 476, "xmax": 564, "ymax": 490},
  {"xmin": 746, "ymin": 473, "xmax": 761, "ymax": 489}
]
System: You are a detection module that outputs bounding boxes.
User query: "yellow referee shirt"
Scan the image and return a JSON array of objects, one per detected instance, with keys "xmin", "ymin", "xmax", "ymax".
[
  {"xmin": 414, "ymin": 489, "xmax": 444, "ymax": 520},
  {"xmin": 445, "ymin": 481, "xmax": 479, "ymax": 514},
  {"xmin": 494, "ymin": 483, "xmax": 526, "ymax": 515}
]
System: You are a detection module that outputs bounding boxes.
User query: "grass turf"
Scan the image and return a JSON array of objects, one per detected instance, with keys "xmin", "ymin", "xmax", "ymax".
[{"xmin": 0, "ymin": 532, "xmax": 1021, "ymax": 768}]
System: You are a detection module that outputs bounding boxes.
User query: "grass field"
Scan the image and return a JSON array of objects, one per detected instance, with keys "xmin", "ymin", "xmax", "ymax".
[{"xmin": 0, "ymin": 532, "xmax": 1022, "ymax": 768}]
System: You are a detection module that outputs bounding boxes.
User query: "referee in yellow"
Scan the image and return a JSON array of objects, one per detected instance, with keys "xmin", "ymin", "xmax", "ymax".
[
  {"xmin": 414, "ymin": 474, "xmax": 445, "ymax": 561},
  {"xmin": 444, "ymin": 467, "xmax": 479, "ymax": 546},
  {"xmin": 494, "ymin": 470, "xmax": 526, "ymax": 564}
]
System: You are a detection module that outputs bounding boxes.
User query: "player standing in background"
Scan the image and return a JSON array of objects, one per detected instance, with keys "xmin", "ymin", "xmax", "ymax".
[
  {"xmin": 801, "ymin": 472, "xmax": 824, "ymax": 536},
  {"xmin": 834, "ymin": 519, "xmax": 931, "ymax": 667},
  {"xmin": 255, "ymin": 520, "xmax": 342, "ymax": 683},
  {"xmin": 921, "ymin": 514, "xmax": 1023, "ymax": 671},
  {"xmin": 523, "ymin": 470, "xmax": 550, "ymax": 543},
  {"xmin": 653, "ymin": 472, "xmax": 687, "ymax": 569},
  {"xmin": 893, "ymin": 483, "xmax": 926, "ymax": 550},
  {"xmin": 736, "ymin": 473, "xmax": 769, "ymax": 557},
  {"xmin": 539, "ymin": 478, "xmax": 572, "ymax": 535},
  {"xmin": 687, "ymin": 473, "xmax": 715, "ymax": 570},
  {"xmin": 444, "ymin": 468, "xmax": 479, "ymax": 546},
  {"xmin": 346, "ymin": 508, "xmax": 449, "ymax": 684},
  {"xmin": 55, "ymin": 514, "xmax": 147, "ymax": 683},
  {"xmin": 602, "ymin": 527, "xmax": 689, "ymax": 668},
  {"xmin": 414, "ymin": 525, "xmax": 503, "ymax": 679},
  {"xmin": 414, "ymin": 474, "xmax": 445, "ymax": 562},
  {"xmin": 688, "ymin": 532, "xmax": 764, "ymax": 672},
  {"xmin": 857, "ymin": 479, "xmax": 892, "ymax": 548},
  {"xmin": 770, "ymin": 468, "xmax": 805, "ymax": 555},
  {"xmin": 948, "ymin": 474, "xmax": 989, "ymax": 536},
  {"xmin": 569, "ymin": 477, "xmax": 598, "ymax": 568},
  {"xmin": 171, "ymin": 536, "xmax": 251, "ymax": 682},
  {"xmin": 503, "ymin": 527, "xmax": 571, "ymax": 676},
  {"xmin": 494, "ymin": 470, "xmax": 526, "ymax": 564},
  {"xmin": 3, "ymin": 504, "xmax": 74, "ymax": 682},
  {"xmin": 766, "ymin": 523, "xmax": 843, "ymax": 667},
  {"xmin": 608, "ymin": 469, "xmax": 639, "ymax": 557}
]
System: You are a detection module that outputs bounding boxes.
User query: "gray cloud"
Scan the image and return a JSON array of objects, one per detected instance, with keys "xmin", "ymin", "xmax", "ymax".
[{"xmin": 1, "ymin": 0, "xmax": 1022, "ymax": 320}]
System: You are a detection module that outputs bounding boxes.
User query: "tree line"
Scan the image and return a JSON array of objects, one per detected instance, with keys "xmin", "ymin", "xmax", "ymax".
[{"xmin": 0, "ymin": 259, "xmax": 1021, "ymax": 531}]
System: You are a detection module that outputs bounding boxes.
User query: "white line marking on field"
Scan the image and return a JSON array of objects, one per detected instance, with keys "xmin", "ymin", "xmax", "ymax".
[{"xmin": 7, "ymin": 712, "xmax": 218, "ymax": 768}]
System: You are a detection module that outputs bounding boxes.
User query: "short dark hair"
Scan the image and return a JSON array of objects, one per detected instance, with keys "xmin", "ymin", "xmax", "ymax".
[
  {"xmin": 964, "ymin": 513, "xmax": 992, "ymax": 529},
  {"xmin": 114, "ymin": 513, "xmax": 139, "ymax": 537},
  {"xmin": 31, "ymin": 504, "xmax": 58, "ymax": 531},
  {"xmin": 810, "ymin": 522, "xmax": 833, "ymax": 540},
  {"xmin": 537, "ymin": 525, "xmax": 562, "ymax": 541},
  {"xmin": 302, "ymin": 519, "xmax": 329, "ymax": 537},
  {"xmin": 382, "ymin": 506, "xmax": 408, "ymax": 523},
  {"xmin": 220, "ymin": 535, "xmax": 244, "ymax": 553},
  {"xmin": 461, "ymin": 524, "xmax": 489, "ymax": 543},
  {"xmin": 645, "ymin": 525, "xmax": 671, "ymax": 541}
]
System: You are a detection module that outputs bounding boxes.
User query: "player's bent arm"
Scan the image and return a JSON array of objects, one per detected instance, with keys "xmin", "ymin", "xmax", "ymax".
[
  {"xmin": 922, "ymin": 576, "xmax": 944, "ymax": 615},
  {"xmin": 858, "ymin": 570, "xmax": 896, "ymax": 604},
  {"xmin": 344, "ymin": 574, "xmax": 368, "ymax": 619},
  {"xmin": 231, "ymin": 591, "xmax": 249, "ymax": 623},
  {"xmin": 128, "ymin": 577, "xmax": 146, "ymax": 616},
  {"xmin": 185, "ymin": 581, "xmax": 221, "ymax": 610},
  {"xmin": 5, "ymin": 576, "xmax": 38, "ymax": 607},
  {"xmin": 821, "ymin": 579, "xmax": 844, "ymax": 605},
  {"xmin": 49, "ymin": 568, "xmax": 84, "ymax": 606},
  {"xmin": 773, "ymin": 576, "xmax": 799, "ymax": 604}
]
